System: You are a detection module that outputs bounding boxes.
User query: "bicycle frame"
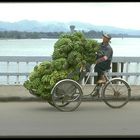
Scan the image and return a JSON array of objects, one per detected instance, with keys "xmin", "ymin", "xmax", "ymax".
[{"xmin": 80, "ymin": 64, "xmax": 131, "ymax": 97}]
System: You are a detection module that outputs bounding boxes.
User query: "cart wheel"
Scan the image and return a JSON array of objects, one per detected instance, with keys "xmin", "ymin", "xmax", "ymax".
[{"xmin": 51, "ymin": 79, "xmax": 83, "ymax": 112}]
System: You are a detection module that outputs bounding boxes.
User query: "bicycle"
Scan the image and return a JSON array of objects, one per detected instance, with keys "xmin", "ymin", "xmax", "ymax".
[{"xmin": 51, "ymin": 64, "xmax": 131, "ymax": 112}]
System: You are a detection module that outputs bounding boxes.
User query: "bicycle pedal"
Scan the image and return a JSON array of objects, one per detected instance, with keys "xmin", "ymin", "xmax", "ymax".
[{"xmin": 91, "ymin": 92, "xmax": 100, "ymax": 98}]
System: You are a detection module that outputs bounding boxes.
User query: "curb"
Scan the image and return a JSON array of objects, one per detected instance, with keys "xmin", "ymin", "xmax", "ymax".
[
  {"xmin": 82, "ymin": 96, "xmax": 140, "ymax": 101},
  {"xmin": 0, "ymin": 97, "xmax": 42, "ymax": 102},
  {"xmin": 0, "ymin": 96, "xmax": 140, "ymax": 102}
]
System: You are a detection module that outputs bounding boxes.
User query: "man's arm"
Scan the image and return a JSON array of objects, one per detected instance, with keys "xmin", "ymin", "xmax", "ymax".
[
  {"xmin": 95, "ymin": 56, "xmax": 108, "ymax": 64},
  {"xmin": 96, "ymin": 45, "xmax": 112, "ymax": 64}
]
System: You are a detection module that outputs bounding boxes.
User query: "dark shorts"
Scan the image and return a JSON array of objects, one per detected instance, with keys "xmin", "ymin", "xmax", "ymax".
[{"xmin": 95, "ymin": 60, "xmax": 111, "ymax": 75}]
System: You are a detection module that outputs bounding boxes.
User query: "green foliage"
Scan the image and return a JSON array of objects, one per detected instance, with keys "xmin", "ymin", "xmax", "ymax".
[{"xmin": 23, "ymin": 31, "xmax": 100, "ymax": 102}]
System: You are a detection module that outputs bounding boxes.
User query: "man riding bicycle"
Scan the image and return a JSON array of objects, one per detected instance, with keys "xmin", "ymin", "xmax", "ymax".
[{"xmin": 95, "ymin": 33, "xmax": 113, "ymax": 84}]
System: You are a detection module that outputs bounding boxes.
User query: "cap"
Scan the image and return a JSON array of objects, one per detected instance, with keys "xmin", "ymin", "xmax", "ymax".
[{"xmin": 102, "ymin": 33, "xmax": 112, "ymax": 40}]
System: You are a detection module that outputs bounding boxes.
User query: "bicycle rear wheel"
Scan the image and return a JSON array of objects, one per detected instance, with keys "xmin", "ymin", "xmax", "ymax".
[
  {"xmin": 102, "ymin": 78, "xmax": 131, "ymax": 108},
  {"xmin": 51, "ymin": 79, "xmax": 83, "ymax": 112}
]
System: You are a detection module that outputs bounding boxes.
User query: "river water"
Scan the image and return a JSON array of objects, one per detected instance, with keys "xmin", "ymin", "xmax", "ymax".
[{"xmin": 0, "ymin": 38, "xmax": 140, "ymax": 57}]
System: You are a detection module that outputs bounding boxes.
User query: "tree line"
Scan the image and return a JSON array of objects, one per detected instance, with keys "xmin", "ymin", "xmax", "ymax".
[{"xmin": 0, "ymin": 30, "xmax": 139, "ymax": 39}]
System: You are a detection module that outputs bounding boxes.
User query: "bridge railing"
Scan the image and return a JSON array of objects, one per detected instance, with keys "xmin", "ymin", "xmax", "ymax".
[{"xmin": 0, "ymin": 56, "xmax": 140, "ymax": 85}]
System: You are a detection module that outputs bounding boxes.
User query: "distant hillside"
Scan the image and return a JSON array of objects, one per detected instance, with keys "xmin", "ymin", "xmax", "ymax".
[{"xmin": 0, "ymin": 20, "xmax": 140, "ymax": 35}]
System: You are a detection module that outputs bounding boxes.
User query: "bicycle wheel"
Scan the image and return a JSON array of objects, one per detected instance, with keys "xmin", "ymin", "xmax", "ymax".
[
  {"xmin": 51, "ymin": 79, "xmax": 83, "ymax": 112},
  {"xmin": 102, "ymin": 78, "xmax": 131, "ymax": 108}
]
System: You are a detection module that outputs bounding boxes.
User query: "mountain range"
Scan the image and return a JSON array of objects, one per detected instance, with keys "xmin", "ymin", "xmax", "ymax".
[{"xmin": 0, "ymin": 20, "xmax": 140, "ymax": 35}]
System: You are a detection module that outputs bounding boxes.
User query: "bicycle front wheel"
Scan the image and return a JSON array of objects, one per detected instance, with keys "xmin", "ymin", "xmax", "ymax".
[
  {"xmin": 102, "ymin": 78, "xmax": 131, "ymax": 108},
  {"xmin": 51, "ymin": 79, "xmax": 83, "ymax": 112}
]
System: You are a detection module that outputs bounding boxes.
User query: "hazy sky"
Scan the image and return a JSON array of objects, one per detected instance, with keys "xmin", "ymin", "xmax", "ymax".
[{"xmin": 0, "ymin": 2, "xmax": 140, "ymax": 30}]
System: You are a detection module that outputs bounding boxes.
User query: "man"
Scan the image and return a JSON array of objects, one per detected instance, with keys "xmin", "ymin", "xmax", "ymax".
[{"xmin": 95, "ymin": 33, "xmax": 113, "ymax": 84}]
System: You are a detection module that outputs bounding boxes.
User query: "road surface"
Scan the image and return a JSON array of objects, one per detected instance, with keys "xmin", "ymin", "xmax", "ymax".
[{"xmin": 0, "ymin": 101, "xmax": 140, "ymax": 137}]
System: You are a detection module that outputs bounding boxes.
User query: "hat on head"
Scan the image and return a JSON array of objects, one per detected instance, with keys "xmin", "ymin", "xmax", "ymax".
[{"xmin": 102, "ymin": 33, "xmax": 112, "ymax": 40}]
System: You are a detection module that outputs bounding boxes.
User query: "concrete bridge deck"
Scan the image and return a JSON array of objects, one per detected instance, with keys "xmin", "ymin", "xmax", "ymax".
[{"xmin": 0, "ymin": 85, "xmax": 139, "ymax": 101}]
